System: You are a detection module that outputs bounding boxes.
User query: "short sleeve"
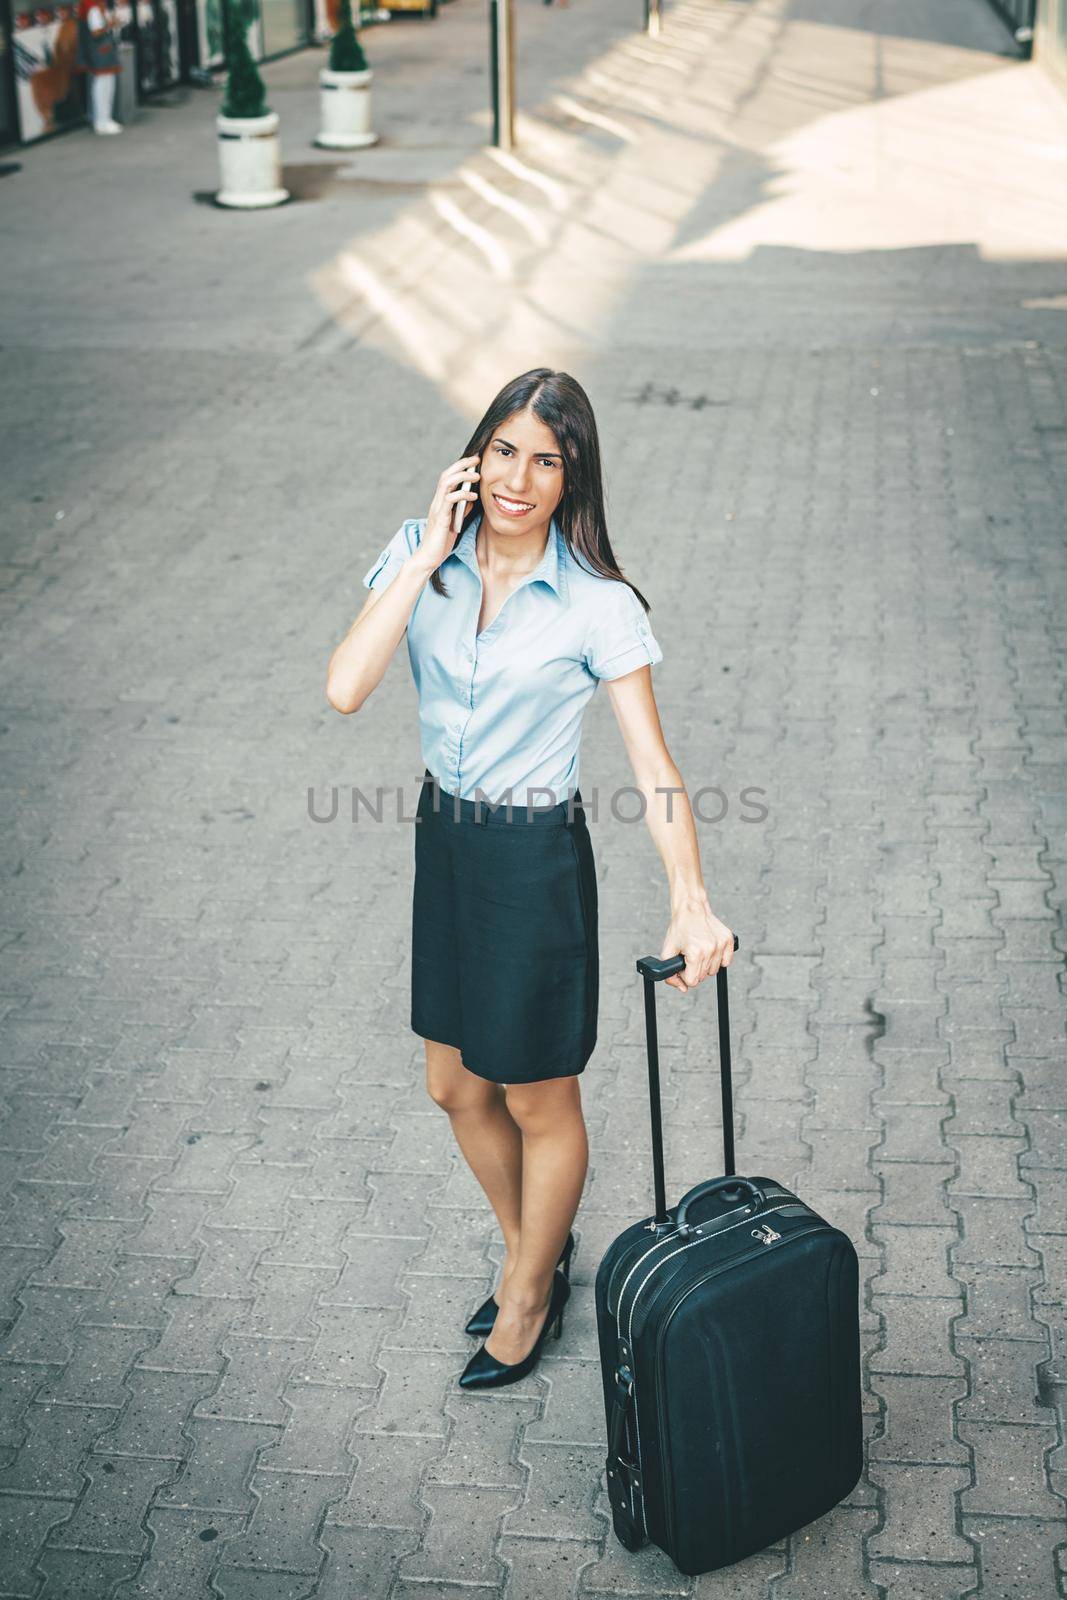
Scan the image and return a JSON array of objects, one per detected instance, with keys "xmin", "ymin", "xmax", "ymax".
[
  {"xmin": 583, "ymin": 582, "xmax": 663, "ymax": 680},
  {"xmin": 362, "ymin": 519, "xmax": 423, "ymax": 594}
]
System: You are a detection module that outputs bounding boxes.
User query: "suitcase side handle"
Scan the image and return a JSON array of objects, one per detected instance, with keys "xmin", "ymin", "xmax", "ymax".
[
  {"xmin": 606, "ymin": 1366, "xmax": 645, "ymax": 1552},
  {"xmin": 635, "ymin": 934, "xmax": 740, "ymax": 1229}
]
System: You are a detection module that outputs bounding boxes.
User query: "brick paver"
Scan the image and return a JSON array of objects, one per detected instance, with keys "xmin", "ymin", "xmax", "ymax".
[{"xmin": 2, "ymin": 0, "xmax": 1067, "ymax": 1595}]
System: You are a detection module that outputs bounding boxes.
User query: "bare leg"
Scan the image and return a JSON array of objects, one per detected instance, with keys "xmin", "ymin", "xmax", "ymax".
[
  {"xmin": 483, "ymin": 1075, "xmax": 588, "ymax": 1364},
  {"xmin": 424, "ymin": 1039, "xmax": 524, "ymax": 1291}
]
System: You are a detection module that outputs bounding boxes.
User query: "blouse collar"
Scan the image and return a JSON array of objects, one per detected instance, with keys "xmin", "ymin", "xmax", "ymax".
[{"xmin": 450, "ymin": 508, "xmax": 568, "ymax": 604}]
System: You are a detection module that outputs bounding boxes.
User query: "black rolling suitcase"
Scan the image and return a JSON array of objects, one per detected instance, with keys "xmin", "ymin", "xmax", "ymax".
[{"xmin": 595, "ymin": 938, "xmax": 863, "ymax": 1576}]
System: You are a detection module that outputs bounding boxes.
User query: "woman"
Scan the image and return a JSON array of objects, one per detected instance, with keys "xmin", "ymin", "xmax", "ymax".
[{"xmin": 326, "ymin": 368, "xmax": 733, "ymax": 1391}]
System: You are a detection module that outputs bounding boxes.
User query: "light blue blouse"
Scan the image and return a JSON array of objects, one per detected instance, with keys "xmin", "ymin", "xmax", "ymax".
[{"xmin": 361, "ymin": 509, "xmax": 663, "ymax": 808}]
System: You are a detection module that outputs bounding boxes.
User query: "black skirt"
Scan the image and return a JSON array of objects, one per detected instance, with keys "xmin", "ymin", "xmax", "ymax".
[{"xmin": 410, "ymin": 770, "xmax": 599, "ymax": 1084}]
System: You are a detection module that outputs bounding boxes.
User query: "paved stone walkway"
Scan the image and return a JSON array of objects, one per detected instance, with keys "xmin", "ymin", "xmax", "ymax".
[{"xmin": 2, "ymin": 0, "xmax": 1067, "ymax": 1595}]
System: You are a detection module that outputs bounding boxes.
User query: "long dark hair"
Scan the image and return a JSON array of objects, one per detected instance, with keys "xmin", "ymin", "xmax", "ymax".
[{"xmin": 428, "ymin": 368, "xmax": 653, "ymax": 614}]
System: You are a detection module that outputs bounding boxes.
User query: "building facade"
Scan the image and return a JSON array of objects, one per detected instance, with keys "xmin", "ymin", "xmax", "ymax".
[{"xmin": 0, "ymin": 0, "xmax": 322, "ymax": 146}]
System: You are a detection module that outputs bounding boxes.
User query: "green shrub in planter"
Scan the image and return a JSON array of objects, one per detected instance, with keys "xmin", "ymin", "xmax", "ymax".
[
  {"xmin": 329, "ymin": 0, "xmax": 368, "ymax": 73},
  {"xmin": 222, "ymin": 0, "xmax": 269, "ymax": 118}
]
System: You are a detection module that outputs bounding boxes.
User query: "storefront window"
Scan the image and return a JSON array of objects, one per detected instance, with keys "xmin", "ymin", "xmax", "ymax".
[
  {"xmin": 135, "ymin": 0, "xmax": 179, "ymax": 90},
  {"xmin": 195, "ymin": 0, "xmax": 223, "ymax": 67},
  {"xmin": 259, "ymin": 0, "xmax": 304, "ymax": 56},
  {"xmin": 1, "ymin": 6, "xmax": 18, "ymax": 140},
  {"xmin": 12, "ymin": 3, "xmax": 85, "ymax": 141}
]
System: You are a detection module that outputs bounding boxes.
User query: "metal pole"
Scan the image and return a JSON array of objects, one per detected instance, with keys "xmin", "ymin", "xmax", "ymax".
[
  {"xmin": 505, "ymin": 0, "xmax": 515, "ymax": 148},
  {"xmin": 645, "ymin": 0, "xmax": 661, "ymax": 38},
  {"xmin": 490, "ymin": 0, "xmax": 514, "ymax": 149},
  {"xmin": 488, "ymin": 0, "xmax": 499, "ymax": 146}
]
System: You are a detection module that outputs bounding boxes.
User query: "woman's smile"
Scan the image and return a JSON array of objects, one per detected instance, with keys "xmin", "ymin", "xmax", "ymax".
[{"xmin": 492, "ymin": 492, "xmax": 536, "ymax": 518}]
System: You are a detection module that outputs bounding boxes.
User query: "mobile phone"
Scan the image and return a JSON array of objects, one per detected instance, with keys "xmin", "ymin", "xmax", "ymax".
[{"xmin": 452, "ymin": 477, "xmax": 474, "ymax": 535}]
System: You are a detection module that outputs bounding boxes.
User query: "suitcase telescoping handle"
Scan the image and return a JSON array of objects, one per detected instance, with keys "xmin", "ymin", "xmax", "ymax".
[{"xmin": 635, "ymin": 934, "xmax": 741, "ymax": 1230}]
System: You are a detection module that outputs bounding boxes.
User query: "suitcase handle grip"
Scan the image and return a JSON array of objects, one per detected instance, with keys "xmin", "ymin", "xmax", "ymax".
[
  {"xmin": 636, "ymin": 934, "xmax": 739, "ymax": 983},
  {"xmin": 676, "ymin": 1175, "xmax": 763, "ymax": 1234}
]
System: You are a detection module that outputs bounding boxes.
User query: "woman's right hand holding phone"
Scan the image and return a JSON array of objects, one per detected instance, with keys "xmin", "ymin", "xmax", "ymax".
[{"xmin": 419, "ymin": 455, "xmax": 480, "ymax": 575}]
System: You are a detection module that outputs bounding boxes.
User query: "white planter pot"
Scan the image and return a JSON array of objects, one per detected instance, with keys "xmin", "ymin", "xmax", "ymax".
[
  {"xmin": 216, "ymin": 110, "xmax": 289, "ymax": 209},
  {"xmin": 316, "ymin": 67, "xmax": 379, "ymax": 149}
]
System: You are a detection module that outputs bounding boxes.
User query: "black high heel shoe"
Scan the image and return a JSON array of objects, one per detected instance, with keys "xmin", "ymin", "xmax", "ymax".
[
  {"xmin": 458, "ymin": 1268, "xmax": 570, "ymax": 1390},
  {"xmin": 464, "ymin": 1230, "xmax": 575, "ymax": 1337}
]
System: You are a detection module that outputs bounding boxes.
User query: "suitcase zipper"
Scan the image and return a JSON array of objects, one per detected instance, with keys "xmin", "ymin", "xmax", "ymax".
[
  {"xmin": 607, "ymin": 1186, "xmax": 795, "ymax": 1321},
  {"xmin": 624, "ymin": 1203, "xmax": 802, "ymax": 1347},
  {"xmin": 652, "ymin": 1221, "xmax": 829, "ymax": 1558}
]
